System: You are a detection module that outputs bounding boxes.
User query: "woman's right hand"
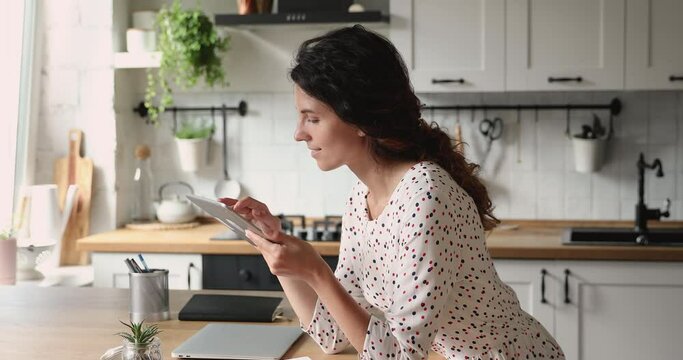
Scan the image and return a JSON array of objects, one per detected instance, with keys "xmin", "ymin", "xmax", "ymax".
[{"xmin": 218, "ymin": 197, "xmax": 281, "ymax": 239}]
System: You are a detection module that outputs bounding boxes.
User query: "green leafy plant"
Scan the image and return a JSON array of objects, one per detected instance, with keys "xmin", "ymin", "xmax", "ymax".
[
  {"xmin": 0, "ymin": 228, "xmax": 13, "ymax": 240},
  {"xmin": 116, "ymin": 320, "xmax": 162, "ymax": 345},
  {"xmin": 175, "ymin": 119, "xmax": 215, "ymax": 139},
  {"xmin": 145, "ymin": 0, "xmax": 230, "ymax": 125}
]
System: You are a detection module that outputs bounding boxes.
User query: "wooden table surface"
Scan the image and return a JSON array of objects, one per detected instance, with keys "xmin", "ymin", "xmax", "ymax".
[
  {"xmin": 0, "ymin": 286, "xmax": 367, "ymax": 360},
  {"xmin": 77, "ymin": 220, "xmax": 683, "ymax": 261}
]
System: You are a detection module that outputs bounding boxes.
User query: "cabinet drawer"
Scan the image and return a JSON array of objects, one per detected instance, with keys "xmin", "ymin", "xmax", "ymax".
[{"xmin": 202, "ymin": 255, "xmax": 339, "ymax": 290}]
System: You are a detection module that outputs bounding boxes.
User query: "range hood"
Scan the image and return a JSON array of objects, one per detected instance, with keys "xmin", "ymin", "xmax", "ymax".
[{"xmin": 214, "ymin": 11, "xmax": 389, "ymax": 27}]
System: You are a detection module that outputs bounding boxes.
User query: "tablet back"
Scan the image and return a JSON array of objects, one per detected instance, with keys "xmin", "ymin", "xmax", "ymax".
[{"xmin": 186, "ymin": 194, "xmax": 265, "ymax": 243}]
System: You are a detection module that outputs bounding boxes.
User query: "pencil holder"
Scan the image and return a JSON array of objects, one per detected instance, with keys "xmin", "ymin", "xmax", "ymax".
[{"xmin": 129, "ymin": 269, "xmax": 170, "ymax": 322}]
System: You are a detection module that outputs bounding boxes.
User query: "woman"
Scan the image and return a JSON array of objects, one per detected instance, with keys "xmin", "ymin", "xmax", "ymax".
[{"xmin": 220, "ymin": 25, "xmax": 565, "ymax": 360}]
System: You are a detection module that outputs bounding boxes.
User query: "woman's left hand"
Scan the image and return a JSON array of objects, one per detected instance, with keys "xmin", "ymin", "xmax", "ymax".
[{"xmin": 246, "ymin": 229, "xmax": 331, "ymax": 287}]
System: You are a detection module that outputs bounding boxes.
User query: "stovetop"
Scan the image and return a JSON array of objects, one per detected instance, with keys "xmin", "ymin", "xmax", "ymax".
[
  {"xmin": 278, "ymin": 214, "xmax": 343, "ymax": 241},
  {"xmin": 210, "ymin": 214, "xmax": 342, "ymax": 241}
]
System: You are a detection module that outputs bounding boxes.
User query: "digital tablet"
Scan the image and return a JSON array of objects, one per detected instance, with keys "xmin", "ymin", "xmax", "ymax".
[{"xmin": 186, "ymin": 194, "xmax": 266, "ymax": 245}]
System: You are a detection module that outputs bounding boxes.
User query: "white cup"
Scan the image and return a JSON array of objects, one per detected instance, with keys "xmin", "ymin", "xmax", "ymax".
[
  {"xmin": 126, "ymin": 29, "xmax": 157, "ymax": 53},
  {"xmin": 132, "ymin": 11, "xmax": 157, "ymax": 30}
]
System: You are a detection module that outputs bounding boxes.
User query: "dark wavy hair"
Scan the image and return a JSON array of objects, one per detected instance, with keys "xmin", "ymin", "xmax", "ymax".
[{"xmin": 289, "ymin": 25, "xmax": 499, "ymax": 230}]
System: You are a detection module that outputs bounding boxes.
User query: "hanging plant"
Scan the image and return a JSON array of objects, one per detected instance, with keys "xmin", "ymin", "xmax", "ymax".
[{"xmin": 144, "ymin": 0, "xmax": 230, "ymax": 125}]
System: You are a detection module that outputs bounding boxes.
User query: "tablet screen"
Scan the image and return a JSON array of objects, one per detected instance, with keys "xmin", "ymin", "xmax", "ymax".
[{"xmin": 186, "ymin": 194, "xmax": 266, "ymax": 245}]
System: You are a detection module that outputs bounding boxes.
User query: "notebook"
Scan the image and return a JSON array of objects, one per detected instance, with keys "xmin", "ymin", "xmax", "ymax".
[
  {"xmin": 179, "ymin": 294, "xmax": 284, "ymax": 322},
  {"xmin": 171, "ymin": 323, "xmax": 303, "ymax": 360}
]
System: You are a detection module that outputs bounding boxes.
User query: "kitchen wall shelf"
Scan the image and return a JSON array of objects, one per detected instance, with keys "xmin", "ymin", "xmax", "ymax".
[
  {"xmin": 423, "ymin": 98, "xmax": 622, "ymax": 117},
  {"xmin": 113, "ymin": 52, "xmax": 161, "ymax": 69},
  {"xmin": 214, "ymin": 11, "xmax": 389, "ymax": 30},
  {"xmin": 133, "ymin": 101, "xmax": 248, "ymax": 131}
]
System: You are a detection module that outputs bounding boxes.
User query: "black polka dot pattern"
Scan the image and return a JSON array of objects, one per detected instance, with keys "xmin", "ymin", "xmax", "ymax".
[{"xmin": 302, "ymin": 162, "xmax": 565, "ymax": 359}]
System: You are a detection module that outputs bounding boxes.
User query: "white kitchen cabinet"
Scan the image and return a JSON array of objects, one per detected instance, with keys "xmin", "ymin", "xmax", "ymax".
[
  {"xmin": 494, "ymin": 260, "xmax": 557, "ymax": 334},
  {"xmin": 506, "ymin": 0, "xmax": 625, "ymax": 91},
  {"xmin": 390, "ymin": 0, "xmax": 505, "ymax": 92},
  {"xmin": 495, "ymin": 259, "xmax": 683, "ymax": 360},
  {"xmin": 92, "ymin": 253, "xmax": 203, "ymax": 290},
  {"xmin": 554, "ymin": 261, "xmax": 683, "ymax": 360},
  {"xmin": 625, "ymin": 0, "xmax": 683, "ymax": 89}
]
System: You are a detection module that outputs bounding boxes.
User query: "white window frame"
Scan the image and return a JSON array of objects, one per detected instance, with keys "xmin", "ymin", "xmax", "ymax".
[{"xmin": 0, "ymin": 0, "xmax": 40, "ymax": 230}]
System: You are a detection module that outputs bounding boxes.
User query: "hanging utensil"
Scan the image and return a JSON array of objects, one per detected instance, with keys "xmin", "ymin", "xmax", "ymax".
[
  {"xmin": 207, "ymin": 108, "xmax": 215, "ymax": 164},
  {"xmin": 565, "ymin": 107, "xmax": 572, "ymax": 138},
  {"xmin": 479, "ymin": 116, "xmax": 503, "ymax": 166},
  {"xmin": 516, "ymin": 107, "xmax": 522, "ymax": 163},
  {"xmin": 454, "ymin": 108, "xmax": 464, "ymax": 154},
  {"xmin": 214, "ymin": 106, "xmax": 241, "ymax": 199}
]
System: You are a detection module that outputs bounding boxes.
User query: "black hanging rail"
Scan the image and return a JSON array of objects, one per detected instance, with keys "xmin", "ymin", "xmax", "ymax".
[
  {"xmin": 421, "ymin": 97, "xmax": 621, "ymax": 117},
  {"xmin": 133, "ymin": 100, "xmax": 248, "ymax": 118}
]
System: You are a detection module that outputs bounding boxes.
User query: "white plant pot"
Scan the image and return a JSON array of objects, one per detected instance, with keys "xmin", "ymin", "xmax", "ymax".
[
  {"xmin": 572, "ymin": 137, "xmax": 607, "ymax": 173},
  {"xmin": 175, "ymin": 138, "xmax": 208, "ymax": 172},
  {"xmin": 126, "ymin": 28, "xmax": 156, "ymax": 52}
]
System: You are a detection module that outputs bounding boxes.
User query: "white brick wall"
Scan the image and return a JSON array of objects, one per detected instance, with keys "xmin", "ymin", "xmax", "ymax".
[{"xmin": 35, "ymin": 1, "xmax": 117, "ymax": 234}]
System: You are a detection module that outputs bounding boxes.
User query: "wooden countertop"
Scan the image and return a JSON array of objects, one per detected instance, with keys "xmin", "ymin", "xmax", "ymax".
[
  {"xmin": 77, "ymin": 220, "xmax": 683, "ymax": 261},
  {"xmin": 0, "ymin": 286, "xmax": 445, "ymax": 359}
]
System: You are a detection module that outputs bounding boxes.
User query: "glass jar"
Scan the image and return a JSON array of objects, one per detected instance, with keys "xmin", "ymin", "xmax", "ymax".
[
  {"xmin": 131, "ymin": 145, "xmax": 155, "ymax": 223},
  {"xmin": 121, "ymin": 337, "xmax": 163, "ymax": 360}
]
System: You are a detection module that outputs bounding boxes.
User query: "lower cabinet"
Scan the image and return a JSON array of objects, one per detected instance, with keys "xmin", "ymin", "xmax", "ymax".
[
  {"xmin": 92, "ymin": 253, "xmax": 203, "ymax": 290},
  {"xmin": 494, "ymin": 260, "xmax": 683, "ymax": 360},
  {"xmin": 202, "ymin": 255, "xmax": 339, "ymax": 291}
]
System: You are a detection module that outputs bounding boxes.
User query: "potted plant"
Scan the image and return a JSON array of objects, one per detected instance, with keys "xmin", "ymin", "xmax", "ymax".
[
  {"xmin": 144, "ymin": 0, "xmax": 230, "ymax": 125},
  {"xmin": 571, "ymin": 113, "xmax": 609, "ymax": 173},
  {"xmin": 175, "ymin": 118, "xmax": 214, "ymax": 172},
  {"xmin": 115, "ymin": 320, "xmax": 163, "ymax": 360},
  {"xmin": 0, "ymin": 228, "xmax": 16, "ymax": 285}
]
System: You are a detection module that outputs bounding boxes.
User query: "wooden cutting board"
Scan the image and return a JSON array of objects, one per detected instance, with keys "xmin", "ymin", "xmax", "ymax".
[{"xmin": 54, "ymin": 129, "xmax": 93, "ymax": 265}]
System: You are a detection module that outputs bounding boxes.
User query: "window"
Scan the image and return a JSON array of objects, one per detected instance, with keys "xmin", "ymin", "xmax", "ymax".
[{"xmin": 0, "ymin": 0, "xmax": 37, "ymax": 229}]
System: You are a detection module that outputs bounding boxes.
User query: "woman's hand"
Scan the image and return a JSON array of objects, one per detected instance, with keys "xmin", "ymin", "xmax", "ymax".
[
  {"xmin": 218, "ymin": 196, "xmax": 281, "ymax": 238},
  {"xmin": 245, "ymin": 229, "xmax": 331, "ymax": 287},
  {"xmin": 218, "ymin": 196, "xmax": 331, "ymax": 286}
]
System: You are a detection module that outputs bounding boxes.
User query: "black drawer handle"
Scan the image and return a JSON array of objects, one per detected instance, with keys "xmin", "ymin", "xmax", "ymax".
[
  {"xmin": 541, "ymin": 268, "xmax": 548, "ymax": 304},
  {"xmin": 548, "ymin": 76, "xmax": 583, "ymax": 83},
  {"xmin": 564, "ymin": 268, "xmax": 571, "ymax": 304},
  {"xmin": 670, "ymin": 75, "xmax": 683, "ymax": 82},
  {"xmin": 432, "ymin": 78, "xmax": 465, "ymax": 84},
  {"xmin": 238, "ymin": 269, "xmax": 252, "ymax": 281}
]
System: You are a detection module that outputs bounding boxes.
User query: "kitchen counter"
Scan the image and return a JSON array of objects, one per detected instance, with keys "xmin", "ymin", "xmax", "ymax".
[
  {"xmin": 77, "ymin": 220, "xmax": 683, "ymax": 261},
  {"xmin": 0, "ymin": 286, "xmax": 368, "ymax": 359}
]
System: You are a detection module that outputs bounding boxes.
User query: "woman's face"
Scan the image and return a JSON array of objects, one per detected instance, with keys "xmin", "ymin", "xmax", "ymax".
[{"xmin": 293, "ymin": 85, "xmax": 366, "ymax": 171}]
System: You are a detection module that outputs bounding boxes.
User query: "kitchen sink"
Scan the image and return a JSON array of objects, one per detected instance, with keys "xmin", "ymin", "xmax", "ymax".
[{"xmin": 563, "ymin": 227, "xmax": 683, "ymax": 246}]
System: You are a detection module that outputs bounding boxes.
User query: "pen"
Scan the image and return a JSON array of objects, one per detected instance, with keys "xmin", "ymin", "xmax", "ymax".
[
  {"xmin": 124, "ymin": 258, "xmax": 137, "ymax": 273},
  {"xmin": 129, "ymin": 258, "xmax": 144, "ymax": 273},
  {"xmin": 137, "ymin": 253, "xmax": 150, "ymax": 272}
]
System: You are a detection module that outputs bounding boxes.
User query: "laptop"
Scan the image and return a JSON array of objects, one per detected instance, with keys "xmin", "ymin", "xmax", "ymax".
[{"xmin": 172, "ymin": 323, "xmax": 303, "ymax": 360}]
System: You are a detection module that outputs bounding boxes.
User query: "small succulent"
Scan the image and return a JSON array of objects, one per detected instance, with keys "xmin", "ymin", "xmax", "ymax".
[{"xmin": 116, "ymin": 320, "xmax": 162, "ymax": 345}]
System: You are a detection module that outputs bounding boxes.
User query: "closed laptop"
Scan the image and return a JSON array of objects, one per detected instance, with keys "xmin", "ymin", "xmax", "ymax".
[{"xmin": 172, "ymin": 323, "xmax": 303, "ymax": 360}]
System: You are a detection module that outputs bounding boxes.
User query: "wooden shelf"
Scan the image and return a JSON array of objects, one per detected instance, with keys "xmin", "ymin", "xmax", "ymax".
[
  {"xmin": 215, "ymin": 11, "xmax": 389, "ymax": 30},
  {"xmin": 113, "ymin": 51, "xmax": 161, "ymax": 69}
]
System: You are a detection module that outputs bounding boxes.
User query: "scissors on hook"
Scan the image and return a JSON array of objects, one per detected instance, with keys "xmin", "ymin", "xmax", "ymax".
[
  {"xmin": 480, "ymin": 117, "xmax": 503, "ymax": 145},
  {"xmin": 479, "ymin": 117, "xmax": 504, "ymax": 165}
]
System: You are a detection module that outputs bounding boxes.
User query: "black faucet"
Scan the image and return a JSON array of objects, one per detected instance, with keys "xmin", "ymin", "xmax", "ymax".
[{"xmin": 635, "ymin": 153, "xmax": 671, "ymax": 244}]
